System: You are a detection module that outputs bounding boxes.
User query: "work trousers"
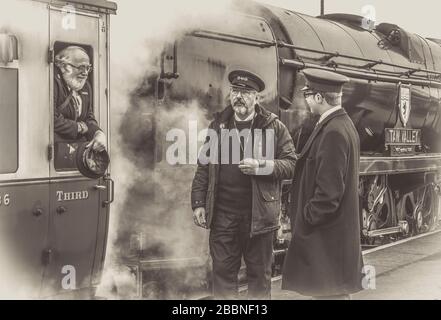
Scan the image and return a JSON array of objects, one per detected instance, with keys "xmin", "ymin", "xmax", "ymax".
[{"xmin": 209, "ymin": 211, "xmax": 273, "ymax": 300}]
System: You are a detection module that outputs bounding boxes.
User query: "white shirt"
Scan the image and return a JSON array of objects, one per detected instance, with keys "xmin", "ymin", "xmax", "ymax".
[{"xmin": 318, "ymin": 106, "xmax": 342, "ymax": 125}]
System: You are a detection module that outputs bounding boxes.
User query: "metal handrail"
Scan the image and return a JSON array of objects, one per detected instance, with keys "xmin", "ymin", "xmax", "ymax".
[
  {"xmin": 326, "ymin": 61, "xmax": 440, "ymax": 82},
  {"xmin": 188, "ymin": 27, "xmax": 441, "ymax": 83},
  {"xmin": 188, "ymin": 30, "xmax": 441, "ymax": 80},
  {"xmin": 190, "ymin": 30, "xmax": 276, "ymax": 48},
  {"xmin": 277, "ymin": 41, "xmax": 441, "ymax": 77},
  {"xmin": 281, "ymin": 58, "xmax": 441, "ymax": 88}
]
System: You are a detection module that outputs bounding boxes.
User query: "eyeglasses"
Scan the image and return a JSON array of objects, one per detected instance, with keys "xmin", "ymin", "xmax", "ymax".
[
  {"xmin": 303, "ymin": 91, "xmax": 316, "ymax": 99},
  {"xmin": 304, "ymin": 91, "xmax": 326, "ymax": 100},
  {"xmin": 65, "ymin": 62, "xmax": 93, "ymax": 74}
]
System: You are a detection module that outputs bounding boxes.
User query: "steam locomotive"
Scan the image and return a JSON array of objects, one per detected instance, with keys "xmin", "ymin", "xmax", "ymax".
[
  {"xmin": 162, "ymin": 0, "xmax": 441, "ymax": 237},
  {"xmin": 0, "ymin": 0, "xmax": 116, "ymax": 298},
  {"xmin": 119, "ymin": 0, "xmax": 441, "ymax": 298}
]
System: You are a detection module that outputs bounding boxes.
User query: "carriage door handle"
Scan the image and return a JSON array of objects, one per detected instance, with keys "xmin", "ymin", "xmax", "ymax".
[{"xmin": 103, "ymin": 178, "xmax": 114, "ymax": 207}]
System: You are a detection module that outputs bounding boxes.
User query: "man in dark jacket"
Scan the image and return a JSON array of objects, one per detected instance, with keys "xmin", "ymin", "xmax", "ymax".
[
  {"xmin": 191, "ymin": 70, "xmax": 296, "ymax": 299},
  {"xmin": 282, "ymin": 69, "xmax": 364, "ymax": 299},
  {"xmin": 54, "ymin": 46, "xmax": 106, "ymax": 152}
]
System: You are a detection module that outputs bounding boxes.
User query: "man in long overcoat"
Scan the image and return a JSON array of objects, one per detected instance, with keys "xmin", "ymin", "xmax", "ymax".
[{"xmin": 282, "ymin": 69, "xmax": 365, "ymax": 299}]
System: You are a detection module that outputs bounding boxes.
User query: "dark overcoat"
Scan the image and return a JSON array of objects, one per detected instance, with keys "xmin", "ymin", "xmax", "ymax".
[
  {"xmin": 282, "ymin": 108, "xmax": 364, "ymax": 297},
  {"xmin": 54, "ymin": 72, "xmax": 100, "ymax": 141}
]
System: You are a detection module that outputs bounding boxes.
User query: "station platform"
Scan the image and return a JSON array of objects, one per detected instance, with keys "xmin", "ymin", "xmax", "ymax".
[{"xmin": 271, "ymin": 230, "xmax": 441, "ymax": 300}]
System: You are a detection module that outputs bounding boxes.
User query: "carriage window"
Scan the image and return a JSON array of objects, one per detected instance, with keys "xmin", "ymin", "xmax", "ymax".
[
  {"xmin": 53, "ymin": 42, "xmax": 95, "ymax": 172},
  {"xmin": 0, "ymin": 68, "xmax": 19, "ymax": 174}
]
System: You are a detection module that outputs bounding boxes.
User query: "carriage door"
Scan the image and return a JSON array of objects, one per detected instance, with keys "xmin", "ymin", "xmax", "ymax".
[
  {"xmin": 0, "ymin": 0, "xmax": 53, "ymax": 298},
  {"xmin": 43, "ymin": 6, "xmax": 108, "ymax": 297}
]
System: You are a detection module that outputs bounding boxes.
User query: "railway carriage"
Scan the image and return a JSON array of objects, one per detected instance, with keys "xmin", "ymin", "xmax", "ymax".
[{"xmin": 0, "ymin": 0, "xmax": 116, "ymax": 298}]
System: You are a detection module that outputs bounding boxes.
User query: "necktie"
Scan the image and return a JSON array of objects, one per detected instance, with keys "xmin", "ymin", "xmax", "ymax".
[{"xmin": 72, "ymin": 92, "xmax": 81, "ymax": 119}]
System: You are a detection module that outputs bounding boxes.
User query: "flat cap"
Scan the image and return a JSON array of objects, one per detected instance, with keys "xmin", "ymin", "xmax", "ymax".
[
  {"xmin": 302, "ymin": 69, "xmax": 349, "ymax": 93},
  {"xmin": 76, "ymin": 142, "xmax": 110, "ymax": 179},
  {"xmin": 228, "ymin": 70, "xmax": 265, "ymax": 92}
]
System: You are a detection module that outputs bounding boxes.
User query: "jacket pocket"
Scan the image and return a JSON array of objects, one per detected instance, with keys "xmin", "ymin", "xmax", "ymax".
[
  {"xmin": 256, "ymin": 179, "xmax": 280, "ymax": 202},
  {"xmin": 254, "ymin": 179, "xmax": 280, "ymax": 230}
]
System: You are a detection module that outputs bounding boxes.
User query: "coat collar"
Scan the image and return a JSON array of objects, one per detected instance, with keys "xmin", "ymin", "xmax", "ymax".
[{"xmin": 298, "ymin": 108, "xmax": 347, "ymax": 159}]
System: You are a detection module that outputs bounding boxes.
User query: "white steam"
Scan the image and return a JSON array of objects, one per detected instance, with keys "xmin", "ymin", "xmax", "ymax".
[{"xmin": 98, "ymin": 0, "xmax": 234, "ymax": 299}]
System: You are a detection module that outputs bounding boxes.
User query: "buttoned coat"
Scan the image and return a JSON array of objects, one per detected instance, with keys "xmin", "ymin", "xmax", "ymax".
[{"xmin": 282, "ymin": 109, "xmax": 364, "ymax": 296}]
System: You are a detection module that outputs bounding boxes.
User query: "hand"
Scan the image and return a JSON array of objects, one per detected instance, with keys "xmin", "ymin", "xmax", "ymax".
[
  {"xmin": 239, "ymin": 158, "xmax": 260, "ymax": 175},
  {"xmin": 193, "ymin": 207, "xmax": 207, "ymax": 229},
  {"xmin": 77, "ymin": 122, "xmax": 88, "ymax": 134},
  {"xmin": 86, "ymin": 130, "xmax": 107, "ymax": 152}
]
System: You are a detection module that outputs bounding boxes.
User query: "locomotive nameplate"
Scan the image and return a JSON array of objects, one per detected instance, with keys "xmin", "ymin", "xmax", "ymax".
[
  {"xmin": 385, "ymin": 128, "xmax": 421, "ymax": 145},
  {"xmin": 385, "ymin": 128, "xmax": 421, "ymax": 156}
]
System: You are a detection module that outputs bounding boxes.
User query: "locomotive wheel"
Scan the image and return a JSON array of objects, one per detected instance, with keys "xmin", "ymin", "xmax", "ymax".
[
  {"xmin": 413, "ymin": 208, "xmax": 424, "ymax": 234},
  {"xmin": 363, "ymin": 187, "xmax": 394, "ymax": 245},
  {"xmin": 403, "ymin": 185, "xmax": 439, "ymax": 235},
  {"xmin": 364, "ymin": 215, "xmax": 377, "ymax": 246},
  {"xmin": 414, "ymin": 185, "xmax": 439, "ymax": 233},
  {"xmin": 400, "ymin": 194, "xmax": 417, "ymax": 236},
  {"xmin": 371, "ymin": 187, "xmax": 394, "ymax": 230}
]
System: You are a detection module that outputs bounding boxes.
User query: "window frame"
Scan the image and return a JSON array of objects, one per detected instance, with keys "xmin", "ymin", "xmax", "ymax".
[
  {"xmin": 0, "ymin": 65, "xmax": 19, "ymax": 175},
  {"xmin": 52, "ymin": 41, "xmax": 95, "ymax": 173}
]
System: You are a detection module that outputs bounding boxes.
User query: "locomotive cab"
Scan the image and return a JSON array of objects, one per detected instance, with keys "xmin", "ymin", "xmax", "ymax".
[{"xmin": 0, "ymin": 0, "xmax": 116, "ymax": 299}]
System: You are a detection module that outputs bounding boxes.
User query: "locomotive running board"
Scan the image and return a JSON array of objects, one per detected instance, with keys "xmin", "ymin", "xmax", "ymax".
[{"xmin": 359, "ymin": 153, "xmax": 441, "ymax": 176}]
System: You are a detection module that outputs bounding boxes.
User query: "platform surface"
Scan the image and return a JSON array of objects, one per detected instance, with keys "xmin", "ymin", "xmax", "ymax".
[{"xmin": 271, "ymin": 231, "xmax": 441, "ymax": 300}]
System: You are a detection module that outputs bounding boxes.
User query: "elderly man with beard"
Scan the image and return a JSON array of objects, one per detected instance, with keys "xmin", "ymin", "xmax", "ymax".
[
  {"xmin": 54, "ymin": 46, "xmax": 106, "ymax": 152},
  {"xmin": 191, "ymin": 70, "xmax": 296, "ymax": 299}
]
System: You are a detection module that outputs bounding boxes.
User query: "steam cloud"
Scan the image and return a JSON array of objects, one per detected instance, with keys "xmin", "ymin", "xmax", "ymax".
[{"xmin": 97, "ymin": 0, "xmax": 235, "ymax": 299}]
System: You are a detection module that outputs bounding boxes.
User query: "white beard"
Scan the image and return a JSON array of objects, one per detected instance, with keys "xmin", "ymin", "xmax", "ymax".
[
  {"xmin": 63, "ymin": 73, "xmax": 87, "ymax": 91},
  {"xmin": 233, "ymin": 105, "xmax": 249, "ymax": 116}
]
